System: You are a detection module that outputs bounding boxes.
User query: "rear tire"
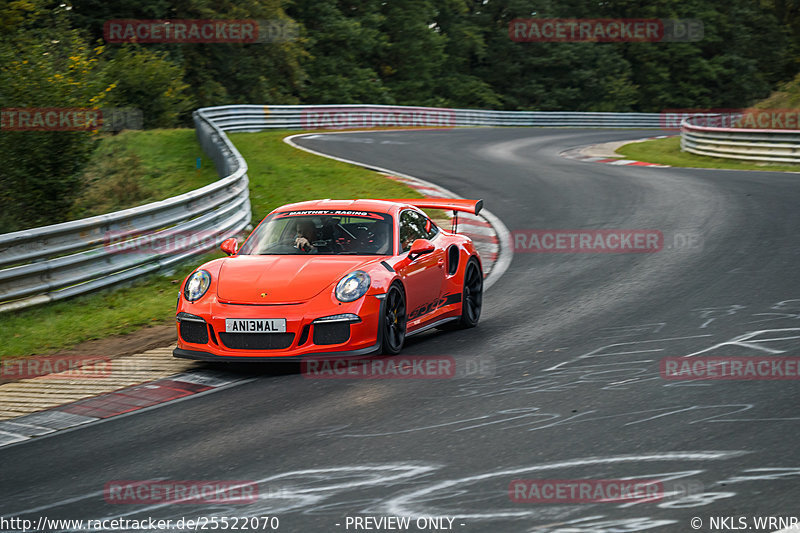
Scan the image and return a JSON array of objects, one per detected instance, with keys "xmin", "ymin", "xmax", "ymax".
[
  {"xmin": 455, "ymin": 257, "xmax": 483, "ymax": 329},
  {"xmin": 380, "ymin": 284, "xmax": 406, "ymax": 354},
  {"xmin": 436, "ymin": 257, "xmax": 483, "ymax": 331}
]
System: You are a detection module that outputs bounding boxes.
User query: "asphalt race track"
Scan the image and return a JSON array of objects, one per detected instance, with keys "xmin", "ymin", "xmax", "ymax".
[{"xmin": 2, "ymin": 128, "xmax": 800, "ymax": 532}]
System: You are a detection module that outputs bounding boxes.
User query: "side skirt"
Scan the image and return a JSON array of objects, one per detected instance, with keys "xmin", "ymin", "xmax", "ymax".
[{"xmin": 406, "ymin": 316, "xmax": 458, "ymax": 337}]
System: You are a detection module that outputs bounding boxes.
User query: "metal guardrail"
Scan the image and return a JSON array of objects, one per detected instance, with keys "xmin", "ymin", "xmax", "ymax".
[
  {"xmin": 681, "ymin": 115, "xmax": 800, "ymax": 163},
  {"xmin": 0, "ymin": 109, "xmax": 251, "ymax": 313},
  {"xmin": 201, "ymin": 104, "xmax": 664, "ymax": 131},
  {"xmin": 0, "ymin": 104, "xmax": 666, "ymax": 313}
]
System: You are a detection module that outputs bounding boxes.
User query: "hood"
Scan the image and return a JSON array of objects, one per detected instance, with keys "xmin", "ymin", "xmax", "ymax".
[{"xmin": 216, "ymin": 255, "xmax": 376, "ymax": 304}]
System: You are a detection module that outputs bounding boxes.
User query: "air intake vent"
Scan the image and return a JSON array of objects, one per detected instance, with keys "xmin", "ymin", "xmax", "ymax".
[
  {"xmin": 447, "ymin": 245, "xmax": 459, "ymax": 276},
  {"xmin": 219, "ymin": 333, "xmax": 295, "ymax": 350},
  {"xmin": 313, "ymin": 323, "xmax": 351, "ymax": 345},
  {"xmin": 180, "ymin": 321, "xmax": 209, "ymax": 344}
]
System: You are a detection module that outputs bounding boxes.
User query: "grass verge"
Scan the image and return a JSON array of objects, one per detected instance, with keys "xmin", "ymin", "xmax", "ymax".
[
  {"xmin": 0, "ymin": 130, "xmax": 426, "ymax": 358},
  {"xmin": 228, "ymin": 131, "xmax": 423, "ymax": 221},
  {"xmin": 617, "ymin": 136, "xmax": 800, "ymax": 173},
  {"xmin": 70, "ymin": 129, "xmax": 219, "ymax": 219}
]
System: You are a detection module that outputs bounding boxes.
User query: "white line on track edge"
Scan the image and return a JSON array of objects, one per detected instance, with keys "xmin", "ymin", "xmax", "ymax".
[{"xmin": 282, "ymin": 131, "xmax": 512, "ymax": 291}]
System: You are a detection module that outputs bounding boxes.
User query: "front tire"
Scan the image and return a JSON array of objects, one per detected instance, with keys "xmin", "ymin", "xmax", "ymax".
[{"xmin": 380, "ymin": 283, "xmax": 407, "ymax": 354}]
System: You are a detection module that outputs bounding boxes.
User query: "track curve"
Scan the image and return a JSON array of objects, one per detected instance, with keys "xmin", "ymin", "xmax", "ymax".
[{"xmin": 2, "ymin": 128, "xmax": 800, "ymax": 532}]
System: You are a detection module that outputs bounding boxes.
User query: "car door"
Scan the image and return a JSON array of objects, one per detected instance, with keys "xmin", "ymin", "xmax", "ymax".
[{"xmin": 396, "ymin": 209, "xmax": 445, "ymax": 322}]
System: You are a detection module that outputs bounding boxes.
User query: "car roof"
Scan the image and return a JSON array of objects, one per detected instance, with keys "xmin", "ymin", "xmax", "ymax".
[{"xmin": 274, "ymin": 199, "xmax": 411, "ymax": 215}]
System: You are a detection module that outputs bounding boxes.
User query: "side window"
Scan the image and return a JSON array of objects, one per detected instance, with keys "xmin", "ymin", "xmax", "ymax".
[{"xmin": 399, "ymin": 210, "xmax": 430, "ymax": 252}]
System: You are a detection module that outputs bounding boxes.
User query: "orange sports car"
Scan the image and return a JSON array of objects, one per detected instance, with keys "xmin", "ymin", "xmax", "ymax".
[{"xmin": 173, "ymin": 198, "xmax": 484, "ymax": 361}]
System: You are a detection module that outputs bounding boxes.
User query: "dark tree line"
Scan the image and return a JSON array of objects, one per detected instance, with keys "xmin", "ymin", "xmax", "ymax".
[{"xmin": 59, "ymin": 0, "xmax": 800, "ymax": 113}]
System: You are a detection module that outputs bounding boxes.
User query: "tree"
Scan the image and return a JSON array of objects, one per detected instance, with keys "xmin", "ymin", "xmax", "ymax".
[
  {"xmin": 288, "ymin": 0, "xmax": 392, "ymax": 104},
  {"xmin": 101, "ymin": 46, "xmax": 194, "ymax": 128},
  {"xmin": 69, "ymin": 0, "xmax": 306, "ymax": 109},
  {"xmin": 0, "ymin": 1, "xmax": 112, "ymax": 231}
]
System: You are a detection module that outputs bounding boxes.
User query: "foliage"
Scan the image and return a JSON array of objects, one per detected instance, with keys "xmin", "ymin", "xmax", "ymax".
[
  {"xmin": 0, "ymin": 1, "xmax": 111, "ymax": 231},
  {"xmin": 753, "ymin": 72, "xmax": 800, "ymax": 108},
  {"xmin": 69, "ymin": 129, "xmax": 218, "ymax": 219},
  {"xmin": 101, "ymin": 46, "xmax": 194, "ymax": 128}
]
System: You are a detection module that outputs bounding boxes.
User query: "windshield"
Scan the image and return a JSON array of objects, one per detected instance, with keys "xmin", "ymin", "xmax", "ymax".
[{"xmin": 238, "ymin": 210, "xmax": 394, "ymax": 256}]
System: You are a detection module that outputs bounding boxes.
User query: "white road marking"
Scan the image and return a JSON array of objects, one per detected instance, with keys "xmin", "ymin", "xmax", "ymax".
[
  {"xmin": 283, "ymin": 132, "xmax": 512, "ymax": 290},
  {"xmin": 382, "ymin": 451, "xmax": 747, "ymax": 519}
]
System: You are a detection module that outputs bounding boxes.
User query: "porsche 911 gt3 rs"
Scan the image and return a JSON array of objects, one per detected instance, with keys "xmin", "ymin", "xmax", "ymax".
[{"xmin": 173, "ymin": 198, "xmax": 483, "ymax": 361}]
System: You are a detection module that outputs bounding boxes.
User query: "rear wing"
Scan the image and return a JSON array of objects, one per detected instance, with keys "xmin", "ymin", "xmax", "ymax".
[
  {"xmin": 383, "ymin": 198, "xmax": 483, "ymax": 215},
  {"xmin": 383, "ymin": 198, "xmax": 484, "ymax": 233}
]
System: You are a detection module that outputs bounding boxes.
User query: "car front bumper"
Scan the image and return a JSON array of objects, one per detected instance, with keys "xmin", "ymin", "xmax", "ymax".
[{"xmin": 173, "ymin": 293, "xmax": 385, "ymax": 360}]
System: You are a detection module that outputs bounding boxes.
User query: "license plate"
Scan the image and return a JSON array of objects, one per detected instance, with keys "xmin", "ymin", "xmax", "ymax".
[{"xmin": 224, "ymin": 318, "xmax": 286, "ymax": 333}]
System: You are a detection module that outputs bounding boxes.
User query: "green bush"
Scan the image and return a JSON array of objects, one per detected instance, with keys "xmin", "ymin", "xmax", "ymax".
[
  {"xmin": 101, "ymin": 46, "xmax": 195, "ymax": 129},
  {"xmin": 0, "ymin": 4, "xmax": 110, "ymax": 232}
]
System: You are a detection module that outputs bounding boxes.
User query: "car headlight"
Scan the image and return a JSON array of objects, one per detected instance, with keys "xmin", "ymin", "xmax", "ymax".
[
  {"xmin": 335, "ymin": 271, "xmax": 371, "ymax": 302},
  {"xmin": 184, "ymin": 270, "xmax": 211, "ymax": 302}
]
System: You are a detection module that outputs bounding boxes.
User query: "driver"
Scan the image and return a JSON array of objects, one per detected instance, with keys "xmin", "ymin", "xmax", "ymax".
[
  {"xmin": 294, "ymin": 219, "xmax": 317, "ymax": 253},
  {"xmin": 370, "ymin": 222, "xmax": 391, "ymax": 254}
]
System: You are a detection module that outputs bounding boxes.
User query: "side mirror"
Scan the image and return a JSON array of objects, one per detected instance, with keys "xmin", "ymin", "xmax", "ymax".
[
  {"xmin": 408, "ymin": 239, "xmax": 435, "ymax": 260},
  {"xmin": 220, "ymin": 237, "xmax": 239, "ymax": 256}
]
